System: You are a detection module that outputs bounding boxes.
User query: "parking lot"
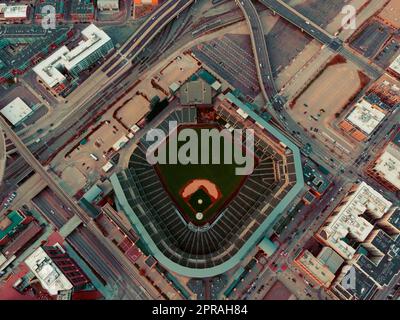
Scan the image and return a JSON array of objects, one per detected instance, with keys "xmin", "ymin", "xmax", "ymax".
[
  {"xmin": 155, "ymin": 53, "xmax": 200, "ymax": 95},
  {"xmin": 351, "ymin": 21, "xmax": 393, "ymax": 58},
  {"xmin": 115, "ymin": 94, "xmax": 150, "ymax": 129},
  {"xmin": 192, "ymin": 34, "xmax": 260, "ymax": 99},
  {"xmin": 378, "ymin": 0, "xmax": 400, "ymax": 29},
  {"xmin": 262, "ymin": 12, "xmax": 312, "ymax": 77},
  {"xmin": 286, "ymin": 0, "xmax": 348, "ymax": 27},
  {"xmin": 374, "ymin": 37, "xmax": 400, "ymax": 68},
  {"xmin": 288, "ymin": 60, "xmax": 364, "ymax": 161}
]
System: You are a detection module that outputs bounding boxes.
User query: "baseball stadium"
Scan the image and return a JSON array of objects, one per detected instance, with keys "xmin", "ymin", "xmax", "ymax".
[{"xmin": 111, "ymin": 93, "xmax": 304, "ymax": 278}]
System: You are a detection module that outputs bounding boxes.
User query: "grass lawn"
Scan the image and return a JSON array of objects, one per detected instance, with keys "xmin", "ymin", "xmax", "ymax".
[{"xmin": 156, "ymin": 126, "xmax": 249, "ymax": 225}]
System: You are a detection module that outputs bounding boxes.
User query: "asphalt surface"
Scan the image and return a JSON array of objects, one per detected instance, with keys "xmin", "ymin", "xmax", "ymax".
[
  {"xmin": 0, "ymin": 116, "xmax": 155, "ymax": 300},
  {"xmin": 237, "ymin": 0, "xmax": 278, "ymax": 101},
  {"xmin": 258, "ymin": 0, "xmax": 383, "ymax": 79},
  {"xmin": 259, "ymin": 0, "xmax": 334, "ymax": 45},
  {"xmin": 0, "ymin": 0, "xmax": 397, "ymax": 301}
]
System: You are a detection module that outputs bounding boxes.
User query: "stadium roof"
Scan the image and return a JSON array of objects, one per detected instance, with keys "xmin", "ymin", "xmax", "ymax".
[
  {"xmin": 1, "ymin": 97, "xmax": 33, "ymax": 126},
  {"xmin": 111, "ymin": 95, "xmax": 304, "ymax": 277},
  {"xmin": 180, "ymin": 80, "xmax": 212, "ymax": 105}
]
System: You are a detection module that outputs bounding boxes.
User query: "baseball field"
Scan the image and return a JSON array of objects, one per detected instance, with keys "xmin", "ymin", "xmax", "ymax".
[{"xmin": 156, "ymin": 126, "xmax": 251, "ymax": 225}]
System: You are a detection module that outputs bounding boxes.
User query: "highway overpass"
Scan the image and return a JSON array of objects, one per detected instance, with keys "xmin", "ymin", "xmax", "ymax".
[
  {"xmin": 120, "ymin": 0, "xmax": 194, "ymax": 60},
  {"xmin": 236, "ymin": 0, "xmax": 280, "ymax": 106},
  {"xmin": 0, "ymin": 116, "xmax": 156, "ymax": 299},
  {"xmin": 257, "ymin": 0, "xmax": 382, "ymax": 78},
  {"xmin": 258, "ymin": 0, "xmax": 338, "ymax": 48}
]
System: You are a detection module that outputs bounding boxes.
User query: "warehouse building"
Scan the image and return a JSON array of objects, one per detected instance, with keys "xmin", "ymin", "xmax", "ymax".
[
  {"xmin": 388, "ymin": 53, "xmax": 400, "ymax": 79},
  {"xmin": 370, "ymin": 142, "xmax": 400, "ymax": 191},
  {"xmin": 97, "ymin": 0, "xmax": 119, "ymax": 11},
  {"xmin": 0, "ymin": 4, "xmax": 29, "ymax": 23},
  {"xmin": 1, "ymin": 97, "xmax": 33, "ymax": 126},
  {"xmin": 180, "ymin": 80, "xmax": 212, "ymax": 106}
]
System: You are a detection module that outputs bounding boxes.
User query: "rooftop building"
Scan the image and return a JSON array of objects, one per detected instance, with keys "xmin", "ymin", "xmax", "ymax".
[
  {"xmin": 372, "ymin": 142, "xmax": 400, "ymax": 191},
  {"xmin": 33, "ymin": 24, "xmax": 113, "ymax": 91},
  {"xmin": 388, "ymin": 53, "xmax": 400, "ymax": 77},
  {"xmin": 25, "ymin": 246, "xmax": 73, "ymax": 296},
  {"xmin": 70, "ymin": 0, "xmax": 95, "ymax": 22},
  {"xmin": 82, "ymin": 184, "xmax": 103, "ymax": 203},
  {"xmin": 1, "ymin": 97, "xmax": 33, "ymax": 126},
  {"xmin": 25, "ymin": 245, "xmax": 89, "ymax": 296},
  {"xmin": 294, "ymin": 250, "xmax": 336, "ymax": 288},
  {"xmin": 1, "ymin": 221, "xmax": 42, "ymax": 259},
  {"xmin": 180, "ymin": 80, "xmax": 212, "ymax": 106},
  {"xmin": 330, "ymin": 206, "xmax": 400, "ymax": 299},
  {"xmin": 385, "ymin": 209, "xmax": 400, "ymax": 233},
  {"xmin": 97, "ymin": 0, "xmax": 119, "ymax": 11},
  {"xmin": 355, "ymin": 229, "xmax": 400, "ymax": 288},
  {"xmin": 2, "ymin": 4, "xmax": 28, "ymax": 20},
  {"xmin": 0, "ymin": 210, "xmax": 29, "ymax": 245},
  {"xmin": 331, "ymin": 265, "xmax": 378, "ymax": 300},
  {"xmin": 316, "ymin": 182, "xmax": 393, "ymax": 260},
  {"xmin": 303, "ymin": 161, "xmax": 331, "ymax": 196},
  {"xmin": 317, "ymin": 246, "xmax": 345, "ymax": 274},
  {"xmin": 346, "ymin": 99, "xmax": 386, "ymax": 135}
]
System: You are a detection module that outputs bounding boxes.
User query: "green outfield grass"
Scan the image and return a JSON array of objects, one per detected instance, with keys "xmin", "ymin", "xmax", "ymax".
[{"xmin": 156, "ymin": 126, "xmax": 249, "ymax": 225}]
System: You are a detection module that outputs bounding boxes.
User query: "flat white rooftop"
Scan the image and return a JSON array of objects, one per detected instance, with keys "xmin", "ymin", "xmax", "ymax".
[
  {"xmin": 33, "ymin": 46, "xmax": 70, "ymax": 88},
  {"xmin": 3, "ymin": 5, "xmax": 28, "ymax": 18},
  {"xmin": 318, "ymin": 182, "xmax": 393, "ymax": 260},
  {"xmin": 33, "ymin": 24, "xmax": 112, "ymax": 88},
  {"xmin": 389, "ymin": 53, "xmax": 400, "ymax": 75},
  {"xmin": 25, "ymin": 247, "xmax": 73, "ymax": 296},
  {"xmin": 1, "ymin": 97, "xmax": 33, "ymax": 126},
  {"xmin": 0, "ymin": 4, "xmax": 7, "ymax": 13},
  {"xmin": 374, "ymin": 143, "xmax": 400, "ymax": 190},
  {"xmin": 97, "ymin": 0, "xmax": 120, "ymax": 10},
  {"xmin": 346, "ymin": 99, "xmax": 386, "ymax": 135}
]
